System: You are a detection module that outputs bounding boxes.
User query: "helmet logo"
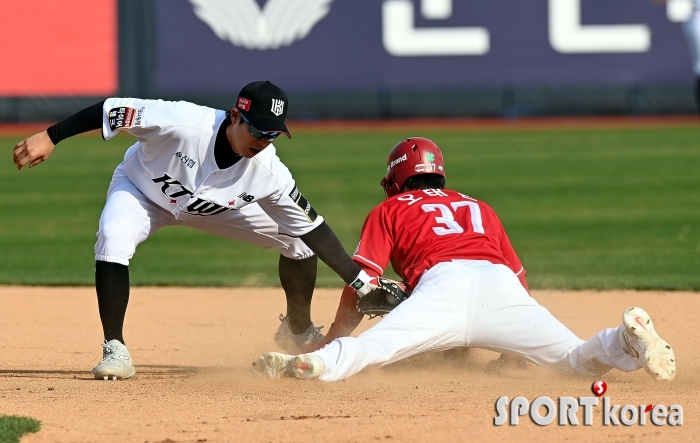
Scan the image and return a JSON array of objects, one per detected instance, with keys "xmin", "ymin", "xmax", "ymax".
[
  {"xmin": 415, "ymin": 164, "xmax": 426, "ymax": 172},
  {"xmin": 390, "ymin": 153, "xmax": 407, "ymax": 169},
  {"xmin": 426, "ymin": 152, "xmax": 435, "ymax": 162}
]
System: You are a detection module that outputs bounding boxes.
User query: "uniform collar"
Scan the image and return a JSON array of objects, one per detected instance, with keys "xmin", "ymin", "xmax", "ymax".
[{"xmin": 214, "ymin": 111, "xmax": 242, "ymax": 170}]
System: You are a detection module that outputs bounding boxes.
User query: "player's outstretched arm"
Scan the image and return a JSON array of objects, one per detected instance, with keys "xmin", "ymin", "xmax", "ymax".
[
  {"xmin": 13, "ymin": 100, "xmax": 105, "ymax": 171},
  {"xmin": 13, "ymin": 131, "xmax": 55, "ymax": 170},
  {"xmin": 299, "ymin": 221, "xmax": 364, "ymax": 285},
  {"xmin": 299, "ymin": 222, "xmax": 385, "ymax": 299}
]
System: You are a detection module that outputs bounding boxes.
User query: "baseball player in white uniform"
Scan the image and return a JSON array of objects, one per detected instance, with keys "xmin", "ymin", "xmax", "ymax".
[
  {"xmin": 254, "ymin": 137, "xmax": 677, "ymax": 383},
  {"xmin": 660, "ymin": 0, "xmax": 700, "ymax": 111},
  {"xmin": 13, "ymin": 81, "xmax": 380, "ymax": 380},
  {"xmin": 683, "ymin": 0, "xmax": 700, "ymax": 110}
]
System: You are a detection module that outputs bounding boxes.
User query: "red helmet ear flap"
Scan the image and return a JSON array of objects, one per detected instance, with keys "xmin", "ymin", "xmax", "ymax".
[
  {"xmin": 380, "ymin": 176, "xmax": 402, "ymax": 198},
  {"xmin": 388, "ymin": 182, "xmax": 401, "ymax": 198}
]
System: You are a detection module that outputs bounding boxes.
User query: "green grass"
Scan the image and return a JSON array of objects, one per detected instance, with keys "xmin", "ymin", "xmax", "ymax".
[
  {"xmin": 1, "ymin": 127, "xmax": 699, "ymax": 289},
  {"xmin": 0, "ymin": 416, "xmax": 41, "ymax": 443}
]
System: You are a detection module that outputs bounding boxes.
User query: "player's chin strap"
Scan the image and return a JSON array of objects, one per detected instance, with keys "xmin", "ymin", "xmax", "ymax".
[{"xmin": 349, "ymin": 270, "xmax": 378, "ymax": 298}]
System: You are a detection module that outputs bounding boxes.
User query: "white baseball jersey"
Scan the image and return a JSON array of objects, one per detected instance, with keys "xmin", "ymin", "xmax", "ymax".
[
  {"xmin": 101, "ymin": 98, "xmax": 323, "ymax": 236},
  {"xmin": 683, "ymin": 2, "xmax": 700, "ymax": 74}
]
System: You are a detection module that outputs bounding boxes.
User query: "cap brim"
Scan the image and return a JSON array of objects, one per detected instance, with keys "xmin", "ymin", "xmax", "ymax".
[{"xmin": 242, "ymin": 112, "xmax": 292, "ymax": 139}]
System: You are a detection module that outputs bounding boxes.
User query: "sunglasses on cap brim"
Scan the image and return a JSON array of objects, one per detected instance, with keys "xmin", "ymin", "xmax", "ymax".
[{"xmin": 239, "ymin": 113, "xmax": 281, "ymax": 142}]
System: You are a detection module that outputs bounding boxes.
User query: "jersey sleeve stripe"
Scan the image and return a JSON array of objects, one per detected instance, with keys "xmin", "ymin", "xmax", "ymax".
[
  {"xmin": 352, "ymin": 255, "xmax": 384, "ymax": 275},
  {"xmin": 514, "ymin": 266, "xmax": 524, "ymax": 276}
]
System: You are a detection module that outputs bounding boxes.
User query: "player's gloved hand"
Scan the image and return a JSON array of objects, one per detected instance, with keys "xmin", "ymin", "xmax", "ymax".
[
  {"xmin": 356, "ymin": 278, "xmax": 409, "ymax": 318},
  {"xmin": 348, "ymin": 270, "xmax": 378, "ymax": 297}
]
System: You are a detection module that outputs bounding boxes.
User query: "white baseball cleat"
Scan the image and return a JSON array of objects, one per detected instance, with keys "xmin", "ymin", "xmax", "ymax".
[
  {"xmin": 92, "ymin": 339, "xmax": 136, "ymax": 380},
  {"xmin": 252, "ymin": 352, "xmax": 324, "ymax": 380},
  {"xmin": 289, "ymin": 354, "xmax": 324, "ymax": 379},
  {"xmin": 252, "ymin": 352, "xmax": 295, "ymax": 379},
  {"xmin": 619, "ymin": 307, "xmax": 676, "ymax": 382}
]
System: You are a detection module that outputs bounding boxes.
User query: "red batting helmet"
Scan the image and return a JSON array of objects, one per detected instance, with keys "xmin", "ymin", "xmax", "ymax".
[{"xmin": 380, "ymin": 137, "xmax": 445, "ymax": 198}]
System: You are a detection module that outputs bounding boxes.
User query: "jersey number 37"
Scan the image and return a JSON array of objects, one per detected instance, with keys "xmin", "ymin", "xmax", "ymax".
[{"xmin": 422, "ymin": 202, "xmax": 484, "ymax": 236}]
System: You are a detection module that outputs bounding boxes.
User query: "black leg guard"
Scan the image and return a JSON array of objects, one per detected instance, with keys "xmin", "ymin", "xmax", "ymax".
[
  {"xmin": 278, "ymin": 254, "xmax": 317, "ymax": 334},
  {"xmin": 95, "ymin": 260, "xmax": 130, "ymax": 344}
]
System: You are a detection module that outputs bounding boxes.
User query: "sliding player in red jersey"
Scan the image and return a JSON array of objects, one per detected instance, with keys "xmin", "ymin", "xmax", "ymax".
[{"xmin": 254, "ymin": 137, "xmax": 676, "ymax": 383}]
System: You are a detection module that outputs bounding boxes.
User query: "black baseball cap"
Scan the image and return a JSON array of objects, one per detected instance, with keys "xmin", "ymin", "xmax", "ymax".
[{"xmin": 236, "ymin": 81, "xmax": 291, "ymax": 138}]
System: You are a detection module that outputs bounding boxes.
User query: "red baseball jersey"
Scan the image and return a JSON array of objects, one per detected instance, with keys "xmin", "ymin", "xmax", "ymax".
[{"xmin": 352, "ymin": 189, "xmax": 527, "ymax": 290}]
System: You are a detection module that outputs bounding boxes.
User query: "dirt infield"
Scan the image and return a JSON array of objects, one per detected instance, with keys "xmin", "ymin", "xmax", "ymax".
[{"xmin": 0, "ymin": 287, "xmax": 696, "ymax": 443}]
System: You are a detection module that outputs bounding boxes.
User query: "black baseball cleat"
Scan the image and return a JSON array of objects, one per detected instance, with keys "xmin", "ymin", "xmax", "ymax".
[{"xmin": 273, "ymin": 314, "xmax": 324, "ymax": 353}]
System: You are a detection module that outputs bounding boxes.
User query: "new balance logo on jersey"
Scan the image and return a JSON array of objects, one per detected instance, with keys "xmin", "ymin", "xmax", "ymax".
[
  {"xmin": 271, "ymin": 99, "xmax": 285, "ymax": 116},
  {"xmin": 288, "ymin": 185, "xmax": 318, "ymax": 222},
  {"xmin": 238, "ymin": 192, "xmax": 255, "ymax": 203},
  {"xmin": 175, "ymin": 152, "xmax": 196, "ymax": 168}
]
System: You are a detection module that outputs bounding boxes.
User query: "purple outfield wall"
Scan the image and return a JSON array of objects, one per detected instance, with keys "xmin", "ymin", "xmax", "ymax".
[{"xmin": 154, "ymin": 0, "xmax": 695, "ymax": 94}]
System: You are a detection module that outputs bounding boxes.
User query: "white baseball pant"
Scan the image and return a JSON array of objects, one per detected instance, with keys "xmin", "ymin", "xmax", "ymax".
[
  {"xmin": 95, "ymin": 164, "xmax": 314, "ymax": 266},
  {"xmin": 312, "ymin": 260, "xmax": 641, "ymax": 382}
]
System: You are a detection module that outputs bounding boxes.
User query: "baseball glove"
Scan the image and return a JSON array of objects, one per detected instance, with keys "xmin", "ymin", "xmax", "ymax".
[{"xmin": 356, "ymin": 277, "xmax": 409, "ymax": 318}]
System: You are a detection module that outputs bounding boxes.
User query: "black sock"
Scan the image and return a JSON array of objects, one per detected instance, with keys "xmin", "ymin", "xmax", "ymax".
[
  {"xmin": 95, "ymin": 260, "xmax": 130, "ymax": 344},
  {"xmin": 278, "ymin": 255, "xmax": 317, "ymax": 334}
]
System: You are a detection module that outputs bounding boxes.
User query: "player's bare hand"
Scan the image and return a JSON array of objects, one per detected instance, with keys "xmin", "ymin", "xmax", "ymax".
[{"xmin": 13, "ymin": 131, "xmax": 55, "ymax": 170}]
